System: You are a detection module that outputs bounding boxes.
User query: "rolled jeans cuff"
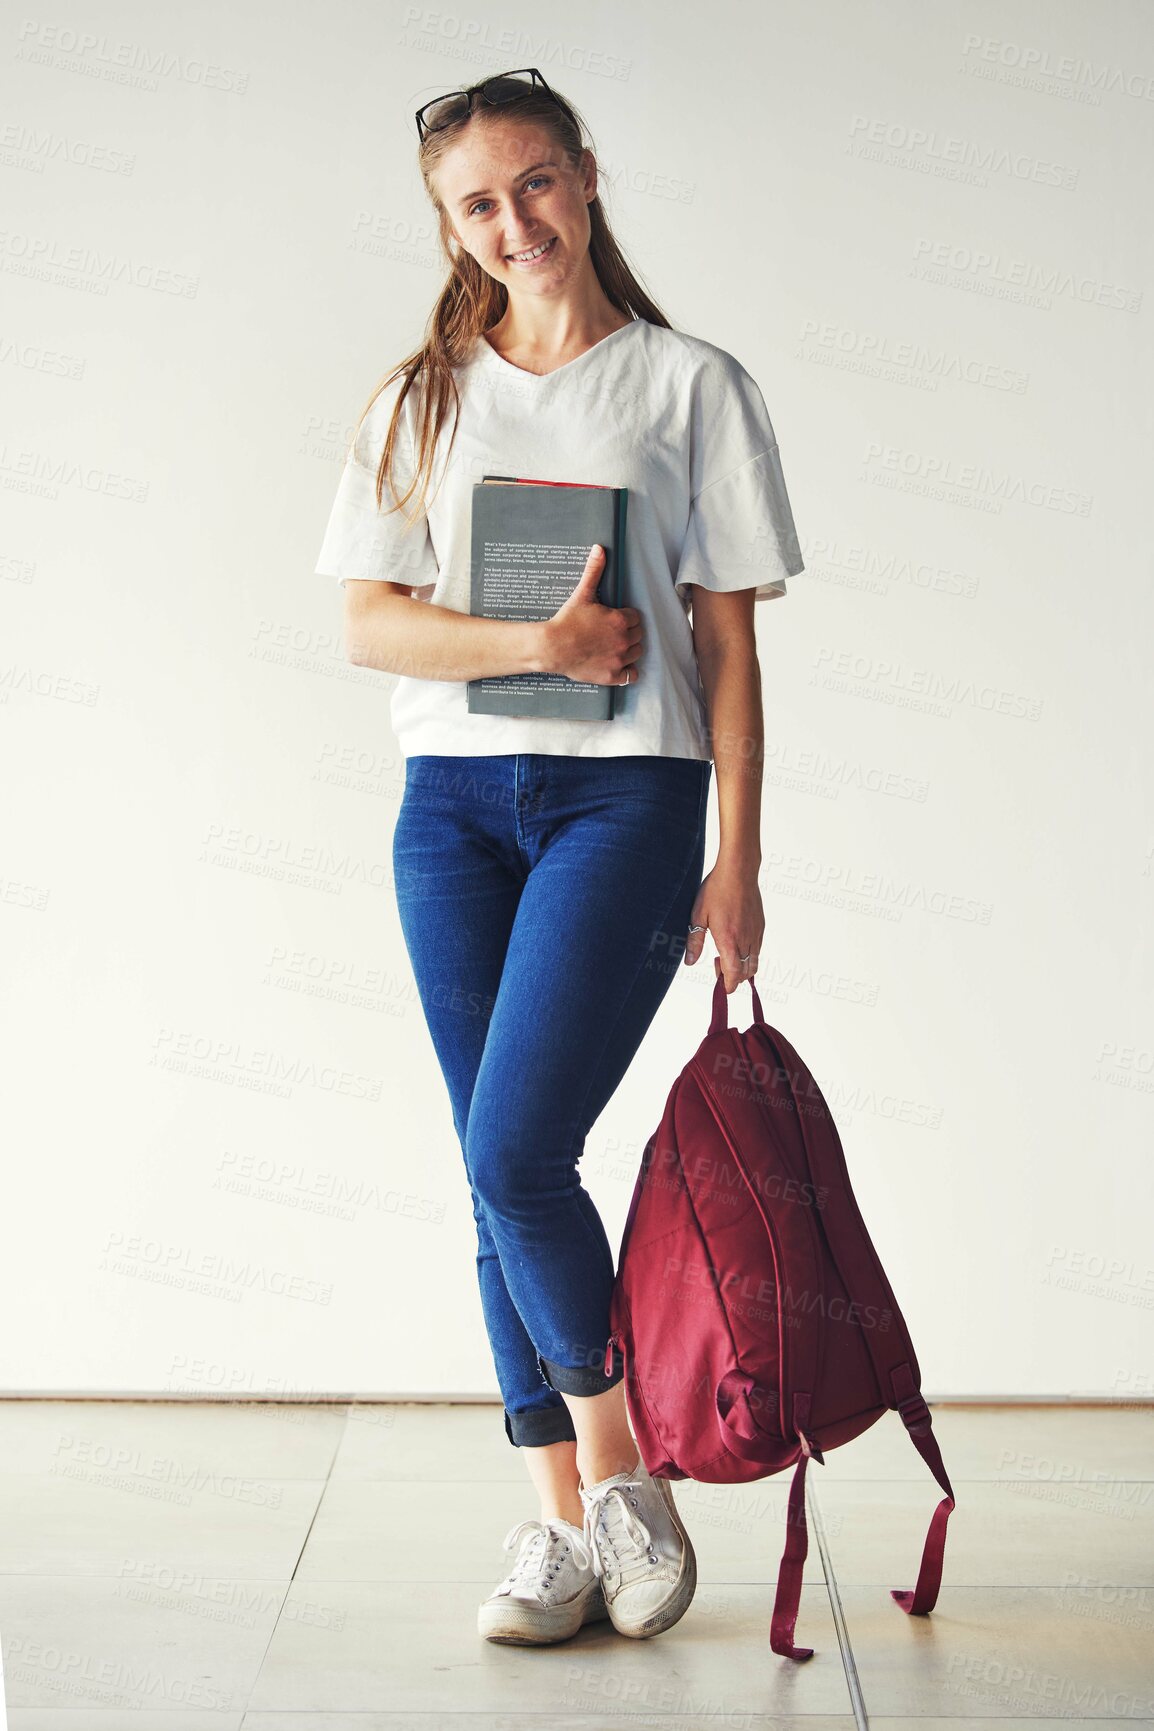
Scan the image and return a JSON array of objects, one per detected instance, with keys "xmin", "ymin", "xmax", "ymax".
[
  {"xmin": 538, "ymin": 1343, "xmax": 624, "ymax": 1396},
  {"xmin": 504, "ymin": 1402, "xmax": 577, "ymax": 1448}
]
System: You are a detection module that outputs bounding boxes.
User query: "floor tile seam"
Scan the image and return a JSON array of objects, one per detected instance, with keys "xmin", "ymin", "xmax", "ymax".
[{"xmin": 808, "ymin": 1472, "xmax": 870, "ymax": 1729}]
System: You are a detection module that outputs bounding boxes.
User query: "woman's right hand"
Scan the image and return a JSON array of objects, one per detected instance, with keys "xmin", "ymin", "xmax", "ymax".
[{"xmin": 540, "ymin": 544, "xmax": 644, "ymax": 687}]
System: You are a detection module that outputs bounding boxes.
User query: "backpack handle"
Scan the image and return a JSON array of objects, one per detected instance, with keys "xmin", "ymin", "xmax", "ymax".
[{"xmin": 709, "ymin": 972, "xmax": 766, "ymax": 1035}]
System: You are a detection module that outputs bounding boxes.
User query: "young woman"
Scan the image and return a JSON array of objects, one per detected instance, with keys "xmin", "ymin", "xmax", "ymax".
[{"xmin": 315, "ymin": 69, "xmax": 804, "ymax": 1649}]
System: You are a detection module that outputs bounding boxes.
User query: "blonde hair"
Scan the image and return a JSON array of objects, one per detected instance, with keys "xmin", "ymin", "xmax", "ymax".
[{"xmin": 356, "ymin": 76, "xmax": 673, "ymax": 534}]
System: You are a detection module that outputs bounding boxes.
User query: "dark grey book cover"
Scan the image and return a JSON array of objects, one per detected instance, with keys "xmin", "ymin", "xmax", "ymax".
[{"xmin": 467, "ymin": 477, "xmax": 629, "ymax": 720}]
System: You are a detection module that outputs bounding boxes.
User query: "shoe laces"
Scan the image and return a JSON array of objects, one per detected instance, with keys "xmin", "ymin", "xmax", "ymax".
[
  {"xmin": 582, "ymin": 1478, "xmax": 662, "ymax": 1589},
  {"xmin": 497, "ymin": 1517, "xmax": 594, "ymax": 1605}
]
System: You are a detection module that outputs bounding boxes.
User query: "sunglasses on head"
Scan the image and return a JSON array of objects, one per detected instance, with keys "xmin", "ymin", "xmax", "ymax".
[{"xmin": 415, "ymin": 67, "xmax": 562, "ymax": 142}]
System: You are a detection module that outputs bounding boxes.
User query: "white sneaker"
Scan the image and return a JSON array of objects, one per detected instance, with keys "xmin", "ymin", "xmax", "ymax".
[
  {"xmin": 477, "ymin": 1516, "xmax": 610, "ymax": 1645},
  {"xmin": 579, "ymin": 1450, "xmax": 697, "ymax": 1639}
]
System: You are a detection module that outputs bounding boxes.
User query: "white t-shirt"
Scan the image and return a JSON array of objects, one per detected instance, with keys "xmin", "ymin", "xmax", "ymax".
[{"xmin": 314, "ymin": 318, "xmax": 804, "ymax": 762}]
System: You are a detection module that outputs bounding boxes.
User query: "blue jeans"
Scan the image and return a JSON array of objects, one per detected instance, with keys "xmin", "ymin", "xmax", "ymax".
[{"xmin": 391, "ymin": 752, "xmax": 712, "ymax": 1447}]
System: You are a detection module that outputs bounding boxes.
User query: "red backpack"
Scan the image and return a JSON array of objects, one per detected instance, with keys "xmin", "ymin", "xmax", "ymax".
[{"xmin": 606, "ymin": 975, "xmax": 956, "ymax": 1662}]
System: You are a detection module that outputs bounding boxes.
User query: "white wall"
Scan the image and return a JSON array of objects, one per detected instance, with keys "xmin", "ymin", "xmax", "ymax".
[{"xmin": 2, "ymin": 0, "xmax": 1151, "ymax": 1401}]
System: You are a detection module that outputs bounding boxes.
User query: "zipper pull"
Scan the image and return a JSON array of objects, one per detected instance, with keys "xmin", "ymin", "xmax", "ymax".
[{"xmin": 604, "ymin": 1333, "xmax": 617, "ymax": 1377}]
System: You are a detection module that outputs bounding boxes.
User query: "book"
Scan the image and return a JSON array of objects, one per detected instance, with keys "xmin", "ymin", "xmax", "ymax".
[{"xmin": 467, "ymin": 475, "xmax": 629, "ymax": 720}]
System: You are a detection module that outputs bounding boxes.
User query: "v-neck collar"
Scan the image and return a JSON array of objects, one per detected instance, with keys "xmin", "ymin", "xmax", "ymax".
[{"xmin": 477, "ymin": 319, "xmax": 640, "ymax": 382}]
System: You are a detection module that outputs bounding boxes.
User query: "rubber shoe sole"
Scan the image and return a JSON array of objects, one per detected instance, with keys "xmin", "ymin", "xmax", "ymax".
[{"xmin": 477, "ymin": 1574, "xmax": 611, "ymax": 1645}]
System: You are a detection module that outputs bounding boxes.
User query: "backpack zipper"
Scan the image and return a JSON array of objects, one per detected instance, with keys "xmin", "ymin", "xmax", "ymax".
[{"xmin": 688, "ymin": 1054, "xmax": 791, "ymax": 1427}]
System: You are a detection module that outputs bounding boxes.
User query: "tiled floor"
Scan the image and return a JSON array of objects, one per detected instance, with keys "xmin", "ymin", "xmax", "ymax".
[{"xmin": 0, "ymin": 1401, "xmax": 1150, "ymax": 1727}]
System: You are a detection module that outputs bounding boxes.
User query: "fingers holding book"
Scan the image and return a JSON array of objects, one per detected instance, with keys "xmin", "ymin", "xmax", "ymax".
[{"xmin": 542, "ymin": 543, "xmax": 645, "ymax": 688}]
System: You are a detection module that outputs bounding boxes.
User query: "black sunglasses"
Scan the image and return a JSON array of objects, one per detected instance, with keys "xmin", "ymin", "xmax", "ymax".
[{"xmin": 415, "ymin": 67, "xmax": 562, "ymax": 142}]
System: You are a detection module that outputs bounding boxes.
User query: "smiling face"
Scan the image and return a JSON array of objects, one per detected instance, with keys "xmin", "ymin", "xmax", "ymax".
[{"xmin": 432, "ymin": 114, "xmax": 598, "ymax": 297}]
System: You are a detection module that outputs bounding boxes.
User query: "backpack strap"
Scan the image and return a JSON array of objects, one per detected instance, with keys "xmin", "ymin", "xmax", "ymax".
[
  {"xmin": 889, "ymin": 1362, "xmax": 956, "ymax": 1615},
  {"xmin": 708, "ymin": 973, "xmax": 765, "ymax": 1034},
  {"xmin": 768, "ymin": 1391, "xmax": 822, "ymax": 1661},
  {"xmin": 715, "ymin": 1369, "xmax": 784, "ymax": 1461}
]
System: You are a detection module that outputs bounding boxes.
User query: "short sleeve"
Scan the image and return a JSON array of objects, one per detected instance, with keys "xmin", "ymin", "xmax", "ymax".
[
  {"xmin": 674, "ymin": 353, "xmax": 804, "ymax": 605},
  {"xmin": 314, "ymin": 377, "xmax": 442, "ymax": 594}
]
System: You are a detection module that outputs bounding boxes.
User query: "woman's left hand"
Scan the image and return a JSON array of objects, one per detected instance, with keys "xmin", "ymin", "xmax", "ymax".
[{"xmin": 683, "ymin": 857, "xmax": 764, "ymax": 993}]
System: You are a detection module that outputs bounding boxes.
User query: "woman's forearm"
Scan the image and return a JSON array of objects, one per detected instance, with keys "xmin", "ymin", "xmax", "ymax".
[
  {"xmin": 697, "ymin": 643, "xmax": 764, "ymax": 866},
  {"xmin": 346, "ymin": 589, "xmax": 552, "ymax": 683}
]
